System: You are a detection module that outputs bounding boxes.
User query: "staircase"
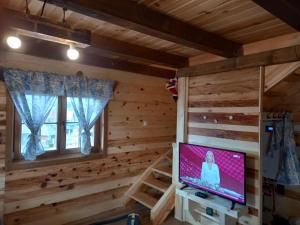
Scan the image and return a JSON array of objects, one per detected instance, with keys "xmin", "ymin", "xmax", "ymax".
[{"xmin": 124, "ymin": 150, "xmax": 175, "ymax": 225}]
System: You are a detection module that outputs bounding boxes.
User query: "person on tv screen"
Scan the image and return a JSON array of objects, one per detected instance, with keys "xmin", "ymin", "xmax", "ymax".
[{"xmin": 201, "ymin": 151, "xmax": 220, "ymax": 190}]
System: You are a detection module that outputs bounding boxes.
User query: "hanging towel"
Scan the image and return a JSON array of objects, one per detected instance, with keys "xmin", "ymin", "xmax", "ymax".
[{"xmin": 277, "ymin": 113, "xmax": 300, "ymax": 185}]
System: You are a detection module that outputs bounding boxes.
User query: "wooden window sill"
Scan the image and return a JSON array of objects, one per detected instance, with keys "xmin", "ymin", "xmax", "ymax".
[{"xmin": 7, "ymin": 152, "xmax": 106, "ymax": 171}]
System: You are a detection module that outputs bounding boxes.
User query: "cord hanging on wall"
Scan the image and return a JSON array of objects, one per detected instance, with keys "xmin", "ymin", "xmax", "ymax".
[
  {"xmin": 25, "ymin": 0, "xmax": 30, "ymax": 15},
  {"xmin": 40, "ymin": 0, "xmax": 47, "ymax": 17}
]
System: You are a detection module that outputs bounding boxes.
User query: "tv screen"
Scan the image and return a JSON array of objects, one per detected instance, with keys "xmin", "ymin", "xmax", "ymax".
[{"xmin": 179, "ymin": 143, "xmax": 246, "ymax": 205}]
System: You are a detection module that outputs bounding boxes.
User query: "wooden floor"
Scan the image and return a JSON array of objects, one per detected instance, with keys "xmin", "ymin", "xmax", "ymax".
[{"xmin": 65, "ymin": 204, "xmax": 188, "ymax": 225}]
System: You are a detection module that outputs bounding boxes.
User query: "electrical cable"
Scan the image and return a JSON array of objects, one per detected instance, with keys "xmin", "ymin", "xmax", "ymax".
[
  {"xmin": 62, "ymin": 7, "xmax": 67, "ymax": 23},
  {"xmin": 89, "ymin": 214, "xmax": 129, "ymax": 225},
  {"xmin": 40, "ymin": 0, "xmax": 47, "ymax": 17},
  {"xmin": 25, "ymin": 0, "xmax": 30, "ymax": 14}
]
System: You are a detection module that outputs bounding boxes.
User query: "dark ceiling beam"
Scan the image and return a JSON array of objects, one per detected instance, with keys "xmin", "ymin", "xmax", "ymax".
[
  {"xmin": 86, "ymin": 35, "xmax": 188, "ymax": 68},
  {"xmin": 252, "ymin": 0, "xmax": 300, "ymax": 31},
  {"xmin": 1, "ymin": 8, "xmax": 187, "ymax": 68},
  {"xmin": 45, "ymin": 0, "xmax": 243, "ymax": 58},
  {"xmin": 1, "ymin": 37, "xmax": 176, "ymax": 78},
  {"xmin": 1, "ymin": 8, "xmax": 91, "ymax": 48},
  {"xmin": 177, "ymin": 45, "xmax": 300, "ymax": 77}
]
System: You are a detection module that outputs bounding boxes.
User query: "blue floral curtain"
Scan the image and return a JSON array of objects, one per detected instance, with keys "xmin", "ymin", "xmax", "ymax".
[
  {"xmin": 65, "ymin": 75, "xmax": 114, "ymax": 155},
  {"xmin": 4, "ymin": 68, "xmax": 64, "ymax": 160}
]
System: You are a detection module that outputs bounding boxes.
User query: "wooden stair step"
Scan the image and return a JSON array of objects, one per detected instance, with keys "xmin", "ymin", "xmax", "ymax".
[
  {"xmin": 152, "ymin": 165, "xmax": 172, "ymax": 177},
  {"xmin": 130, "ymin": 192, "xmax": 158, "ymax": 209},
  {"xmin": 143, "ymin": 177, "xmax": 170, "ymax": 193},
  {"xmin": 165, "ymin": 155, "xmax": 172, "ymax": 162}
]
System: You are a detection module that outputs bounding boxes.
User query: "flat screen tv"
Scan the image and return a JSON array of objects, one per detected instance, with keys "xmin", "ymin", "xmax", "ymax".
[{"xmin": 179, "ymin": 143, "xmax": 246, "ymax": 205}]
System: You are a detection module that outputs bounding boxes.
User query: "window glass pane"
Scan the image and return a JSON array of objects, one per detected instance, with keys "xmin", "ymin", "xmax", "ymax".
[
  {"xmin": 20, "ymin": 124, "xmax": 31, "ymax": 154},
  {"xmin": 20, "ymin": 95, "xmax": 58, "ymax": 154},
  {"xmin": 66, "ymin": 98, "xmax": 78, "ymax": 122},
  {"xmin": 66, "ymin": 124, "xmax": 95, "ymax": 149},
  {"xmin": 45, "ymin": 98, "xmax": 58, "ymax": 123},
  {"xmin": 66, "ymin": 123, "xmax": 80, "ymax": 149},
  {"xmin": 41, "ymin": 124, "xmax": 57, "ymax": 151},
  {"xmin": 24, "ymin": 95, "xmax": 58, "ymax": 123},
  {"xmin": 20, "ymin": 124, "xmax": 57, "ymax": 153},
  {"xmin": 90, "ymin": 126, "xmax": 95, "ymax": 147}
]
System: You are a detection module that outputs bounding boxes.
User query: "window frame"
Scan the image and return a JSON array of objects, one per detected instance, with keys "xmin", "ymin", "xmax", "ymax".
[{"xmin": 6, "ymin": 94, "xmax": 107, "ymax": 169}]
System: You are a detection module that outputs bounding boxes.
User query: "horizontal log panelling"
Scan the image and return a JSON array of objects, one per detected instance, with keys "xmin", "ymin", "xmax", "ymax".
[
  {"xmin": 189, "ymin": 99, "xmax": 259, "ymax": 108},
  {"xmin": 188, "ymin": 107, "xmax": 260, "ymax": 114},
  {"xmin": 185, "ymin": 68, "xmax": 261, "ymax": 224},
  {"xmin": 188, "ymin": 113, "xmax": 259, "ymax": 126},
  {"xmin": 188, "ymin": 135, "xmax": 259, "ymax": 155},
  {"xmin": 188, "ymin": 127, "xmax": 259, "ymax": 142},
  {"xmin": 107, "ymin": 136, "xmax": 174, "ymax": 154},
  {"xmin": 5, "ymin": 187, "xmax": 128, "ymax": 225},
  {"xmin": 5, "ymin": 176, "xmax": 138, "ymax": 214},
  {"xmin": 188, "ymin": 122, "xmax": 259, "ymax": 133},
  {"xmin": 1, "ymin": 53, "xmax": 176, "ymax": 224},
  {"xmin": 188, "ymin": 68, "xmax": 260, "ymax": 87},
  {"xmin": 188, "ymin": 80, "xmax": 259, "ymax": 96},
  {"xmin": 188, "ymin": 91, "xmax": 258, "ymax": 103}
]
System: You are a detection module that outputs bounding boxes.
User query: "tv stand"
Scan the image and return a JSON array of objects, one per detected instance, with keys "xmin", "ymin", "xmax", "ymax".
[
  {"xmin": 176, "ymin": 188, "xmax": 246, "ymax": 225},
  {"xmin": 180, "ymin": 184, "xmax": 189, "ymax": 190},
  {"xmin": 230, "ymin": 201, "xmax": 236, "ymax": 210}
]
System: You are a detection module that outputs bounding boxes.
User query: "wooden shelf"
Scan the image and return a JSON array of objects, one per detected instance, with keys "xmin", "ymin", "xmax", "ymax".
[
  {"xmin": 152, "ymin": 166, "xmax": 172, "ymax": 177},
  {"xmin": 194, "ymin": 209, "xmax": 220, "ymax": 223},
  {"xmin": 176, "ymin": 188, "xmax": 246, "ymax": 219},
  {"xmin": 143, "ymin": 177, "xmax": 170, "ymax": 193},
  {"xmin": 130, "ymin": 192, "xmax": 158, "ymax": 209}
]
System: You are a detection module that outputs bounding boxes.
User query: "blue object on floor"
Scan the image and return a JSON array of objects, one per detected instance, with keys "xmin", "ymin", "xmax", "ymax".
[
  {"xmin": 89, "ymin": 213, "xmax": 141, "ymax": 225},
  {"xmin": 127, "ymin": 213, "xmax": 141, "ymax": 225}
]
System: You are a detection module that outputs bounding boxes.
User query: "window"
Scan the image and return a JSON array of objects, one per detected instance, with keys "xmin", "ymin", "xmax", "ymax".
[{"xmin": 11, "ymin": 95, "xmax": 106, "ymax": 161}]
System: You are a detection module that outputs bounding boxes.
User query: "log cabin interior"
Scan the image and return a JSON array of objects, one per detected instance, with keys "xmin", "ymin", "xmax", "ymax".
[{"xmin": 0, "ymin": 0, "xmax": 300, "ymax": 225}]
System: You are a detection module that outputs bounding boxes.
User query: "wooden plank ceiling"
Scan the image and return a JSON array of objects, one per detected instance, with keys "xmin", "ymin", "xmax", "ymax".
[{"xmin": 1, "ymin": 0, "xmax": 297, "ymax": 75}]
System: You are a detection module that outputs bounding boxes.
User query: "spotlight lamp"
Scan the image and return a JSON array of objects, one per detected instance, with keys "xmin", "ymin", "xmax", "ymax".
[
  {"xmin": 6, "ymin": 36, "xmax": 22, "ymax": 49},
  {"xmin": 67, "ymin": 45, "xmax": 79, "ymax": 60}
]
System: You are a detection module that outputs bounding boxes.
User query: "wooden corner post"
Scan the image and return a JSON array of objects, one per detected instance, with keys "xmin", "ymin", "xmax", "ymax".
[{"xmin": 173, "ymin": 76, "xmax": 189, "ymax": 220}]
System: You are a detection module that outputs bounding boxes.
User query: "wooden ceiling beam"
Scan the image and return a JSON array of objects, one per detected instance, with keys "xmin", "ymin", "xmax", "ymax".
[
  {"xmin": 44, "ymin": 0, "xmax": 243, "ymax": 58},
  {"xmin": 252, "ymin": 0, "xmax": 300, "ymax": 31},
  {"xmin": 1, "ymin": 8, "xmax": 91, "ymax": 48},
  {"xmin": 0, "ymin": 37, "xmax": 176, "ymax": 78},
  {"xmin": 1, "ymin": 8, "xmax": 187, "ymax": 68},
  {"xmin": 177, "ymin": 45, "xmax": 300, "ymax": 77}
]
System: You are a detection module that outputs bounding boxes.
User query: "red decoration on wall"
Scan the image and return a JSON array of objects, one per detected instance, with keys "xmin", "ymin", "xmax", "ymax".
[{"xmin": 166, "ymin": 78, "xmax": 178, "ymax": 101}]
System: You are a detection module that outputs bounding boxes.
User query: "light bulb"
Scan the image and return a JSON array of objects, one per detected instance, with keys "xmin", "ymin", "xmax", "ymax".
[
  {"xmin": 67, "ymin": 46, "xmax": 79, "ymax": 60},
  {"xmin": 6, "ymin": 36, "xmax": 22, "ymax": 49}
]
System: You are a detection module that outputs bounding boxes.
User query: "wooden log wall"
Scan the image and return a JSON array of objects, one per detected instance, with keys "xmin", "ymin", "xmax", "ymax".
[
  {"xmin": 264, "ymin": 74, "xmax": 300, "ymax": 219},
  {"xmin": 185, "ymin": 68, "xmax": 262, "ymax": 225},
  {"xmin": 0, "ymin": 51, "xmax": 176, "ymax": 225}
]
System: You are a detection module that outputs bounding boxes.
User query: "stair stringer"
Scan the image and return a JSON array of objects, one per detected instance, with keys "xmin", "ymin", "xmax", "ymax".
[
  {"xmin": 151, "ymin": 184, "xmax": 175, "ymax": 225},
  {"xmin": 123, "ymin": 150, "xmax": 171, "ymax": 206}
]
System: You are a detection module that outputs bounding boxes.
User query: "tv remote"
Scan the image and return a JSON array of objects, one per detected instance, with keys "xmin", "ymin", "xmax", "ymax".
[{"xmin": 195, "ymin": 191, "xmax": 208, "ymax": 198}]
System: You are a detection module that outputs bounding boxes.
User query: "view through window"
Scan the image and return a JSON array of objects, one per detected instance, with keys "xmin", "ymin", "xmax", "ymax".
[{"xmin": 16, "ymin": 95, "xmax": 102, "ymax": 160}]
